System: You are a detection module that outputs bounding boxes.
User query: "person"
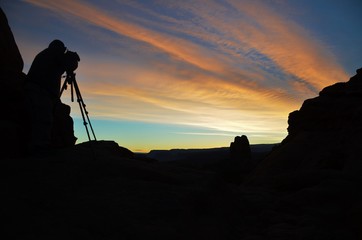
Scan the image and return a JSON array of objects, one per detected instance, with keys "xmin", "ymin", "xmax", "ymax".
[
  {"xmin": 26, "ymin": 40, "xmax": 68, "ymax": 153},
  {"xmin": 27, "ymin": 39, "xmax": 67, "ymax": 100}
]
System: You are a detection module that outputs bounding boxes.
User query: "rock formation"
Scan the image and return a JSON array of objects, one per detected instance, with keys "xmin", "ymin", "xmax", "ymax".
[
  {"xmin": 0, "ymin": 8, "xmax": 28, "ymax": 157},
  {"xmin": 0, "ymin": 8, "xmax": 23, "ymax": 73},
  {"xmin": 219, "ymin": 135, "xmax": 253, "ymax": 184},
  {"xmin": 247, "ymin": 68, "xmax": 362, "ymax": 190},
  {"xmin": 230, "ymin": 135, "xmax": 251, "ymax": 160},
  {"xmin": 241, "ymin": 70, "xmax": 362, "ymax": 238}
]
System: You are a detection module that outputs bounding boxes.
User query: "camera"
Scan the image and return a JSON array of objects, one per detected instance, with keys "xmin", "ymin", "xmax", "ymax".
[{"xmin": 64, "ymin": 50, "xmax": 80, "ymax": 74}]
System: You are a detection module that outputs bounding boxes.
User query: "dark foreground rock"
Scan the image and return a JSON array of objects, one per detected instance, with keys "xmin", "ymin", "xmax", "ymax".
[
  {"xmin": 2, "ymin": 141, "xmax": 243, "ymax": 239},
  {"xmin": 2, "ymin": 140, "xmax": 361, "ymax": 239}
]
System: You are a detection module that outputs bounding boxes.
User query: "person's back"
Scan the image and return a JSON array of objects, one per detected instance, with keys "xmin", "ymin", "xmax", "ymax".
[{"xmin": 27, "ymin": 40, "xmax": 66, "ymax": 100}]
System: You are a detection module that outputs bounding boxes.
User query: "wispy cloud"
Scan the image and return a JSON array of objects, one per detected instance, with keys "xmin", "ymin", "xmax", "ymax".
[
  {"xmin": 25, "ymin": 0, "xmax": 227, "ymax": 73},
  {"xmin": 227, "ymin": 0, "xmax": 347, "ymax": 88},
  {"xmin": 25, "ymin": 0, "xmax": 349, "ymax": 143},
  {"xmin": 148, "ymin": 0, "xmax": 348, "ymax": 89}
]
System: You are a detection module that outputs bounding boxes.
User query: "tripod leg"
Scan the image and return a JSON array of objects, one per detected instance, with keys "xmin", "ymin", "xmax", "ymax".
[
  {"xmin": 83, "ymin": 107, "xmax": 97, "ymax": 141},
  {"xmin": 73, "ymin": 79, "xmax": 97, "ymax": 141},
  {"xmin": 59, "ymin": 78, "xmax": 68, "ymax": 98},
  {"xmin": 77, "ymin": 94, "xmax": 92, "ymax": 141},
  {"xmin": 71, "ymin": 80, "xmax": 74, "ymax": 102}
]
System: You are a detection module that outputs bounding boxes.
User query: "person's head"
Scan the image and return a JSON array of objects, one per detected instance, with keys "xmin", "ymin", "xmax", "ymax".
[{"xmin": 48, "ymin": 39, "xmax": 66, "ymax": 55}]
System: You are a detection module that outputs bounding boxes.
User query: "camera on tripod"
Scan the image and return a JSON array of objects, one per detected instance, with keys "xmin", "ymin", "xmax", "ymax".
[
  {"xmin": 60, "ymin": 50, "xmax": 97, "ymax": 142},
  {"xmin": 64, "ymin": 50, "xmax": 80, "ymax": 82},
  {"xmin": 65, "ymin": 50, "xmax": 80, "ymax": 73}
]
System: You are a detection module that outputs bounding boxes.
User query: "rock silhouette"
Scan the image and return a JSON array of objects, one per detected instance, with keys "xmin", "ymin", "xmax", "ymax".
[
  {"xmin": 51, "ymin": 103, "xmax": 77, "ymax": 147},
  {"xmin": 230, "ymin": 135, "xmax": 251, "ymax": 160},
  {"xmin": 247, "ymin": 68, "xmax": 362, "ymax": 190},
  {"xmin": 244, "ymin": 68, "xmax": 362, "ymax": 238},
  {"xmin": 0, "ymin": 8, "xmax": 23, "ymax": 72},
  {"xmin": 219, "ymin": 135, "xmax": 254, "ymax": 183},
  {"xmin": 0, "ymin": 8, "xmax": 28, "ymax": 157}
]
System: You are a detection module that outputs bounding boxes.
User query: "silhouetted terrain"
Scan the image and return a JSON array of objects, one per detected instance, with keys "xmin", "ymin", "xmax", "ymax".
[
  {"xmin": 2, "ymin": 7, "xmax": 362, "ymax": 239},
  {"xmin": 142, "ymin": 144, "xmax": 275, "ymax": 172},
  {"xmin": 147, "ymin": 144, "xmax": 275, "ymax": 162}
]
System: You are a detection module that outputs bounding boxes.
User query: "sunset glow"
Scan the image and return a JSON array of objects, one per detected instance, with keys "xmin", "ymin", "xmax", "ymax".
[{"xmin": 3, "ymin": 1, "xmax": 361, "ymax": 152}]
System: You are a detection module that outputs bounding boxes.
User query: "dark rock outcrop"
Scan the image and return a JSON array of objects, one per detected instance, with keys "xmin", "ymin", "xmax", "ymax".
[
  {"xmin": 220, "ymin": 135, "xmax": 253, "ymax": 184},
  {"xmin": 243, "ymin": 70, "xmax": 362, "ymax": 238},
  {"xmin": 248, "ymin": 68, "xmax": 362, "ymax": 189},
  {"xmin": 230, "ymin": 135, "xmax": 251, "ymax": 160},
  {"xmin": 287, "ymin": 68, "xmax": 362, "ymax": 136},
  {"xmin": 0, "ymin": 8, "xmax": 23, "ymax": 73},
  {"xmin": 0, "ymin": 8, "xmax": 28, "ymax": 157},
  {"xmin": 77, "ymin": 140, "xmax": 135, "ymax": 159},
  {"xmin": 52, "ymin": 103, "xmax": 77, "ymax": 147}
]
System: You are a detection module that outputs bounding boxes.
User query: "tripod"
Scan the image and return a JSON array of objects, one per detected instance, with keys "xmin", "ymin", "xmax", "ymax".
[{"xmin": 60, "ymin": 72, "xmax": 97, "ymax": 142}]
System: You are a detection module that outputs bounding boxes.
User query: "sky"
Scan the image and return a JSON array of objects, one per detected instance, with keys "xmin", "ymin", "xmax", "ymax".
[{"xmin": 2, "ymin": 0, "xmax": 362, "ymax": 152}]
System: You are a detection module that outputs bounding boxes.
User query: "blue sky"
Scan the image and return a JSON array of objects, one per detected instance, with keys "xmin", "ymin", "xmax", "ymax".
[{"xmin": 2, "ymin": 0, "xmax": 362, "ymax": 152}]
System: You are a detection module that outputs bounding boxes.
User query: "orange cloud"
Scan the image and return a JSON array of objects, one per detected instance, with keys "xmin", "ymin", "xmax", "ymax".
[
  {"xmin": 23, "ymin": 1, "xmax": 286, "ymax": 92},
  {"xmin": 25, "ymin": 0, "xmax": 332, "ymax": 105},
  {"xmin": 63, "ymin": 59, "xmax": 294, "ymax": 137},
  {"xmin": 226, "ymin": 0, "xmax": 348, "ymax": 89},
  {"xmin": 142, "ymin": 0, "xmax": 348, "ymax": 90},
  {"xmin": 25, "ymin": 0, "xmax": 350, "ymax": 144},
  {"xmin": 25, "ymin": 0, "xmax": 227, "ymax": 73}
]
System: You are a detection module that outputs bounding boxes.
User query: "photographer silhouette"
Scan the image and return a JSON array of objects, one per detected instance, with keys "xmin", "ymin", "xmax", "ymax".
[{"xmin": 26, "ymin": 40, "xmax": 78, "ymax": 153}]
